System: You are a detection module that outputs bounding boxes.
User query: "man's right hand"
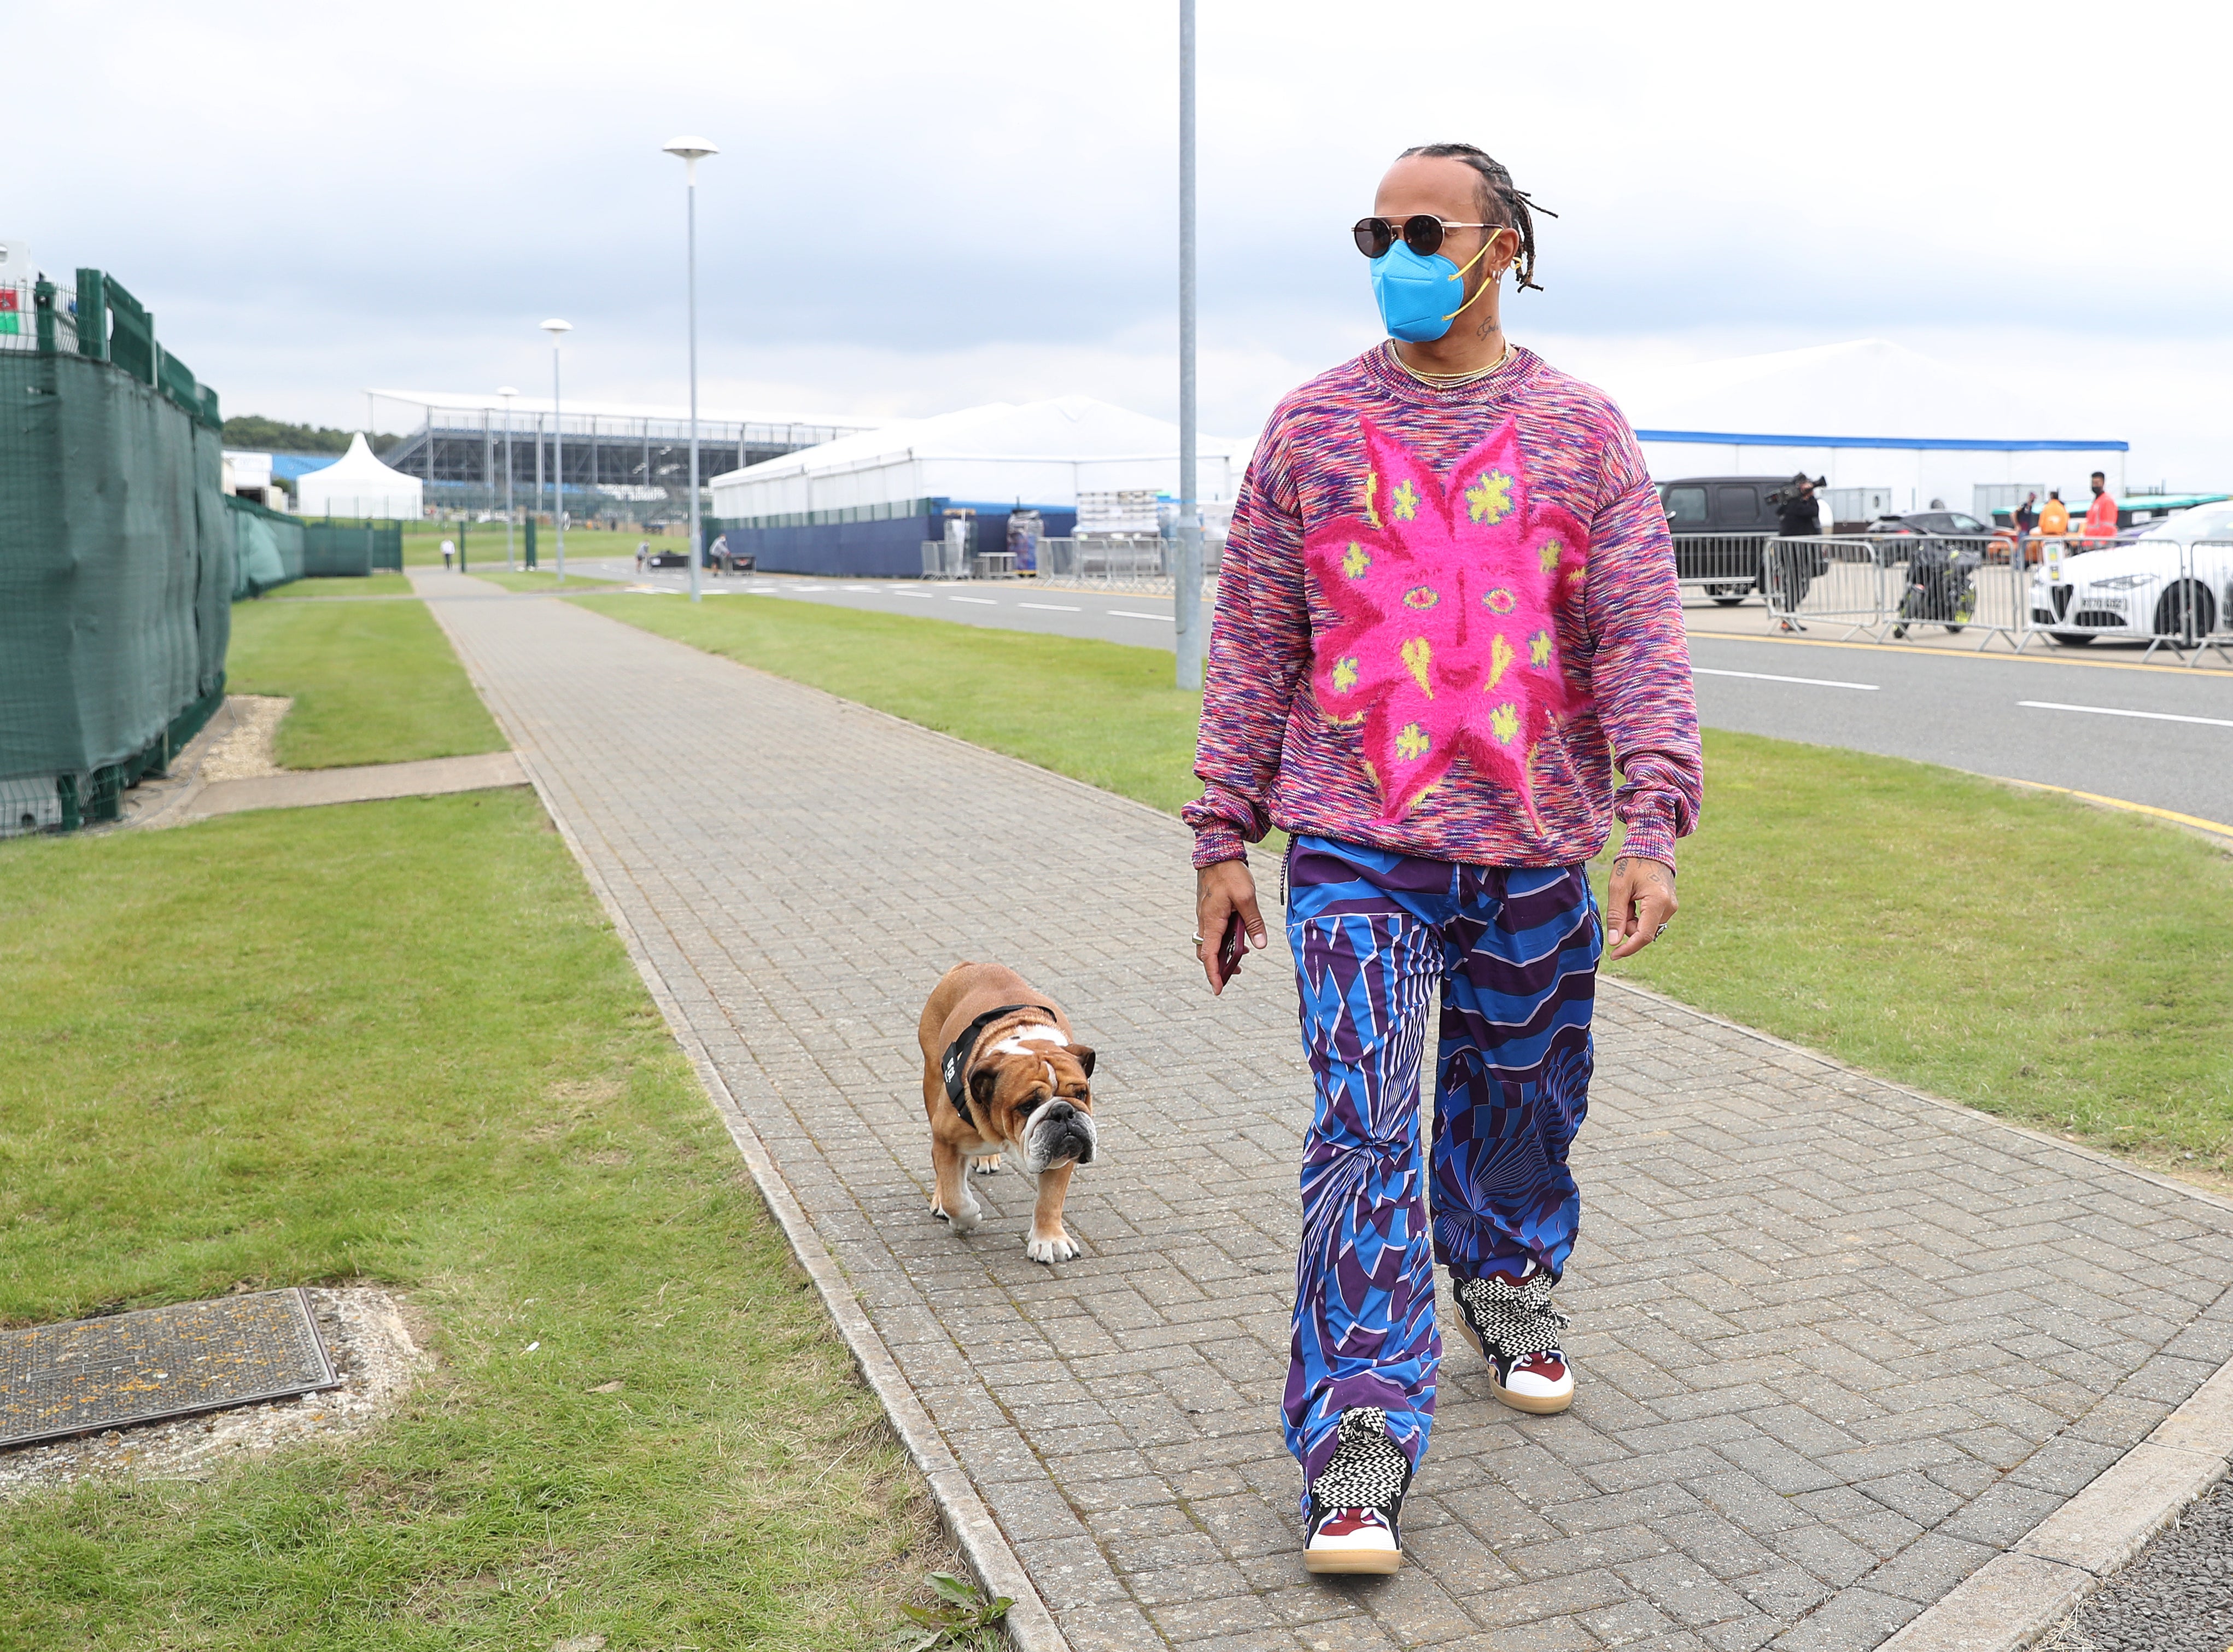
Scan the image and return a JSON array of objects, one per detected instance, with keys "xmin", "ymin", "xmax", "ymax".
[{"xmin": 1195, "ymin": 859, "xmax": 1269, "ymax": 996}]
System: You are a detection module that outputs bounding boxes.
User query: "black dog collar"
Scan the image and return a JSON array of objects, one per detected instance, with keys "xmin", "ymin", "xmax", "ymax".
[{"xmin": 941, "ymin": 1002, "xmax": 1057, "ymax": 1129}]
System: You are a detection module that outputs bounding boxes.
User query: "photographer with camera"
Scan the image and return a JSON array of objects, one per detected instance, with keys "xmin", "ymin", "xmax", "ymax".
[{"xmin": 1765, "ymin": 473, "xmax": 1827, "ymax": 632}]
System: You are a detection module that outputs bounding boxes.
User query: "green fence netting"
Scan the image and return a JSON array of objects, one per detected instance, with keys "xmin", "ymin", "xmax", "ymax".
[
  {"xmin": 0, "ymin": 270, "xmax": 230, "ymax": 834},
  {"xmin": 302, "ymin": 519, "xmax": 402, "ymax": 575},
  {"xmin": 229, "ymin": 494, "xmax": 305, "ymax": 597}
]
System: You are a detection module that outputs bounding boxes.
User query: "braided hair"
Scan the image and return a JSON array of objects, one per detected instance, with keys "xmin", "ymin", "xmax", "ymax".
[{"xmin": 1395, "ymin": 142, "xmax": 1553, "ymax": 293}]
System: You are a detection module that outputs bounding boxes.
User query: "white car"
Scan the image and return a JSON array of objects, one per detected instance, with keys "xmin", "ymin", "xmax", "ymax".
[{"xmin": 2030, "ymin": 501, "xmax": 2233, "ymax": 645}]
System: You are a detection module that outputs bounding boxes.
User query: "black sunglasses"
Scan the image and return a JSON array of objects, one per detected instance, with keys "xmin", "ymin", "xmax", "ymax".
[{"xmin": 1352, "ymin": 215, "xmax": 1499, "ymax": 259}]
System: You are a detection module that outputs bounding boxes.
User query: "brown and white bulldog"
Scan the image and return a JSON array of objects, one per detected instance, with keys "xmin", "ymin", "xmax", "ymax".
[{"xmin": 917, "ymin": 961, "xmax": 1098, "ymax": 1264}]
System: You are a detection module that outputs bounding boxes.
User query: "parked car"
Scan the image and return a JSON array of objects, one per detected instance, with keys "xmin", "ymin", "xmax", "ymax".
[
  {"xmin": 1658, "ymin": 475, "xmax": 1797, "ymax": 605},
  {"xmin": 2028, "ymin": 501, "xmax": 2233, "ymax": 646},
  {"xmin": 1867, "ymin": 510, "xmax": 1994, "ymax": 539}
]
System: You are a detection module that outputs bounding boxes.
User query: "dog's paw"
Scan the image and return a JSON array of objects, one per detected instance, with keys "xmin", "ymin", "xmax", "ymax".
[
  {"xmin": 945, "ymin": 1199, "xmax": 984, "ymax": 1234},
  {"xmin": 971, "ymin": 1155, "xmax": 1002, "ymax": 1176},
  {"xmin": 1026, "ymin": 1228, "xmax": 1081, "ymax": 1265}
]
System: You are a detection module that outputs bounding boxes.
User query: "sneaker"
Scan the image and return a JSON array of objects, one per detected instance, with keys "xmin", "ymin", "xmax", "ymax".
[
  {"xmin": 1487, "ymin": 1346, "xmax": 1574, "ymax": 1415},
  {"xmin": 1303, "ymin": 1406, "xmax": 1410, "ymax": 1575},
  {"xmin": 1452, "ymin": 1264, "xmax": 1575, "ymax": 1416}
]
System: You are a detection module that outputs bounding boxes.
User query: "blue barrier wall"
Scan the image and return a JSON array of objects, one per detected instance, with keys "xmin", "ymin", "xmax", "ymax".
[{"xmin": 719, "ymin": 504, "xmax": 1078, "ymax": 577}]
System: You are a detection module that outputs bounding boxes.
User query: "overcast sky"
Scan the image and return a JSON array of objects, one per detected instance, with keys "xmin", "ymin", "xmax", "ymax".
[{"xmin": 15, "ymin": 0, "xmax": 2230, "ymax": 483}]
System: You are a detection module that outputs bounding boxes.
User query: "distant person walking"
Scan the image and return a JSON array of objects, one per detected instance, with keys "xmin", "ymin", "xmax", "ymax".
[
  {"xmin": 635, "ymin": 540, "xmax": 650, "ymax": 574},
  {"xmin": 2083, "ymin": 471, "xmax": 2119, "ymax": 545},
  {"xmin": 440, "ymin": 537, "xmax": 455, "ymax": 570},
  {"xmin": 1769, "ymin": 472, "xmax": 1825, "ymax": 632},
  {"xmin": 2014, "ymin": 492, "xmax": 2039, "ymax": 562}
]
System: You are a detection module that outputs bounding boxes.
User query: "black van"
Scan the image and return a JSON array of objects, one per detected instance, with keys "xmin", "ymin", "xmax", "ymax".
[{"xmin": 1657, "ymin": 475, "xmax": 1794, "ymax": 605}]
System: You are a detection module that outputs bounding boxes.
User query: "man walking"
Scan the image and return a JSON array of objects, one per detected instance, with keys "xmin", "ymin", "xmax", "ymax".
[{"xmin": 1184, "ymin": 143, "xmax": 1700, "ymax": 1575}]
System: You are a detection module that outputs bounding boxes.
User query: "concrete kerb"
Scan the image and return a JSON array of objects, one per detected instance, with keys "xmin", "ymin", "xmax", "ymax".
[
  {"xmin": 413, "ymin": 573, "xmax": 1069, "ymax": 1652},
  {"xmin": 424, "ymin": 573, "xmax": 2233, "ymax": 1652},
  {"xmin": 1877, "ymin": 1365, "xmax": 2233, "ymax": 1651}
]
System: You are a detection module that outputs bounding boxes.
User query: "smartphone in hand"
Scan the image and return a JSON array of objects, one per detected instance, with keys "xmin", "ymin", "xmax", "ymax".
[{"xmin": 1217, "ymin": 910, "xmax": 1247, "ymax": 983}]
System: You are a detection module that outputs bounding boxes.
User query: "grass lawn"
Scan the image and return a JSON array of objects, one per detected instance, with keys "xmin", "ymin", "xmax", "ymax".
[
  {"xmin": 0, "ymin": 793, "xmax": 959, "ymax": 1650},
  {"xmin": 267, "ymin": 574, "xmax": 413, "ymax": 599},
  {"xmin": 577, "ymin": 592, "xmax": 1207, "ymax": 814},
  {"xmin": 404, "ymin": 528, "xmax": 661, "ymax": 568},
  {"xmin": 464, "ymin": 569, "xmax": 622, "ymax": 594},
  {"xmin": 227, "ymin": 598, "xmax": 506, "ymax": 769},
  {"xmin": 582, "ymin": 593, "xmax": 2233, "ymax": 1176}
]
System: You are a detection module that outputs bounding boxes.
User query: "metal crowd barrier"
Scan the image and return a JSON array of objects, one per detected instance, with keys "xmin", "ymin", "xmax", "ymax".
[
  {"xmin": 1670, "ymin": 534, "xmax": 1768, "ymax": 604},
  {"xmin": 1039, "ymin": 536, "xmax": 1170, "ymax": 580},
  {"xmin": 1756, "ymin": 530, "xmax": 2233, "ymax": 661},
  {"xmin": 2189, "ymin": 540, "xmax": 2233, "ymax": 666},
  {"xmin": 1759, "ymin": 537, "xmax": 1897, "ymax": 638}
]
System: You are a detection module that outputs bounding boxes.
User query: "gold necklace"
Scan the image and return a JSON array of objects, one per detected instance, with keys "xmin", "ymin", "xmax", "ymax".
[{"xmin": 1387, "ymin": 338, "xmax": 1512, "ymax": 389}]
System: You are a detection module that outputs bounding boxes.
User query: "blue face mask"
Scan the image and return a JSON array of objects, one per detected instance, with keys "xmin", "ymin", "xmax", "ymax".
[{"xmin": 1370, "ymin": 237, "xmax": 1497, "ymax": 343}]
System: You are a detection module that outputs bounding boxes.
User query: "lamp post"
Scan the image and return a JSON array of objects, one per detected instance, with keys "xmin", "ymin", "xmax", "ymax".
[
  {"xmin": 498, "ymin": 387, "xmax": 518, "ymax": 569},
  {"xmin": 541, "ymin": 318, "xmax": 572, "ymax": 582},
  {"xmin": 1174, "ymin": 0, "xmax": 1203, "ymax": 690},
  {"xmin": 663, "ymin": 136, "xmax": 718, "ymax": 605}
]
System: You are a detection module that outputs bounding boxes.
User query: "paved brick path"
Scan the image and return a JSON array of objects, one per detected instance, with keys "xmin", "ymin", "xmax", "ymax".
[{"xmin": 416, "ymin": 575, "xmax": 2233, "ymax": 1652}]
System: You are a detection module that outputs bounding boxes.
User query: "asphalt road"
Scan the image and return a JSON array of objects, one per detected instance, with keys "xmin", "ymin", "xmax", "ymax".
[{"xmin": 586, "ymin": 562, "xmax": 2233, "ymax": 831}]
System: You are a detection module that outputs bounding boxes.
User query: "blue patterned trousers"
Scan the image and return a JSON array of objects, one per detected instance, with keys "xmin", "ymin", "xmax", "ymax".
[{"xmin": 1282, "ymin": 834, "xmax": 1601, "ymax": 1495}]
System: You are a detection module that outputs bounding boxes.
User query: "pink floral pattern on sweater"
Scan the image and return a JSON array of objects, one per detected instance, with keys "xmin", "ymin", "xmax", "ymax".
[
  {"xmin": 1184, "ymin": 344, "xmax": 1701, "ymax": 871},
  {"xmin": 1305, "ymin": 416, "xmax": 1586, "ymax": 827}
]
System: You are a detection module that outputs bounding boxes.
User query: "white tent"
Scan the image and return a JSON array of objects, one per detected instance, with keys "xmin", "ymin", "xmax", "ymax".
[
  {"xmin": 1613, "ymin": 340, "xmax": 2126, "ymax": 517},
  {"xmin": 709, "ymin": 395, "xmax": 1241, "ymax": 522},
  {"xmin": 294, "ymin": 433, "xmax": 424, "ymax": 519}
]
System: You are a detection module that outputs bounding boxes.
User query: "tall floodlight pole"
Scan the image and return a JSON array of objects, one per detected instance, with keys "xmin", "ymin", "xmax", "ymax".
[
  {"xmin": 664, "ymin": 136, "xmax": 720, "ymax": 605},
  {"xmin": 1173, "ymin": 0, "xmax": 1204, "ymax": 691},
  {"xmin": 498, "ymin": 387, "xmax": 518, "ymax": 569},
  {"xmin": 541, "ymin": 319, "xmax": 572, "ymax": 582}
]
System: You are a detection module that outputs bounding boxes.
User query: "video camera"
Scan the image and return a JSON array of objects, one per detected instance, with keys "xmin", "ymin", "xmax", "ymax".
[{"xmin": 1764, "ymin": 475, "xmax": 1828, "ymax": 508}]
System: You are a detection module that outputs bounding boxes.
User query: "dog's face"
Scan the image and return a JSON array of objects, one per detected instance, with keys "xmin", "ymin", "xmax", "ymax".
[{"xmin": 968, "ymin": 1041, "xmax": 1097, "ymax": 1175}]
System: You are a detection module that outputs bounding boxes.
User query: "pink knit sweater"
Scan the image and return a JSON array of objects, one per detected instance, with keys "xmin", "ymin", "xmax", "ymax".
[{"xmin": 1184, "ymin": 343, "xmax": 1700, "ymax": 871}]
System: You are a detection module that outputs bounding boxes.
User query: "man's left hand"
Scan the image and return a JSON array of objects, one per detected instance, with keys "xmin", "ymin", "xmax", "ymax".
[{"xmin": 1605, "ymin": 856, "xmax": 1677, "ymax": 960}]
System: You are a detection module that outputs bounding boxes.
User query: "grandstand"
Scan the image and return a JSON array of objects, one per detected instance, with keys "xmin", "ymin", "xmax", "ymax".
[{"xmin": 364, "ymin": 389, "xmax": 879, "ymax": 518}]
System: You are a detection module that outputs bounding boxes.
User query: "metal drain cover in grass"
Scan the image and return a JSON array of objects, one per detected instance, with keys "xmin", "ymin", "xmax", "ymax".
[{"xmin": 0, "ymin": 1287, "xmax": 341, "ymax": 1450}]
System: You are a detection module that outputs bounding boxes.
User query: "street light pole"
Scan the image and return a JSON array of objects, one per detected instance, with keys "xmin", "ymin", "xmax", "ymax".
[
  {"xmin": 1174, "ymin": 0, "xmax": 1203, "ymax": 691},
  {"xmin": 498, "ymin": 387, "xmax": 517, "ymax": 569},
  {"xmin": 541, "ymin": 319, "xmax": 572, "ymax": 583},
  {"xmin": 664, "ymin": 136, "xmax": 719, "ymax": 605}
]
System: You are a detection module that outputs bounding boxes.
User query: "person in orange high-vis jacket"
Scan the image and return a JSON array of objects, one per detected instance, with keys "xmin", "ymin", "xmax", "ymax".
[
  {"xmin": 2082, "ymin": 471, "xmax": 2119, "ymax": 546},
  {"xmin": 2032, "ymin": 491, "xmax": 2071, "ymax": 561}
]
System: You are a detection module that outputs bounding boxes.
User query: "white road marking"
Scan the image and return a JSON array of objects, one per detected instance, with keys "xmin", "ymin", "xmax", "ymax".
[
  {"xmin": 892, "ymin": 590, "xmax": 936, "ymax": 598},
  {"xmin": 950, "ymin": 596, "xmax": 997, "ymax": 605},
  {"xmin": 1019, "ymin": 602, "xmax": 1082, "ymax": 612},
  {"xmin": 2019, "ymin": 700, "xmax": 2233, "ymax": 729},
  {"xmin": 842, "ymin": 583, "xmax": 877, "ymax": 592},
  {"xmin": 1694, "ymin": 667, "xmax": 1878, "ymax": 691},
  {"xmin": 1109, "ymin": 610, "xmax": 1176, "ymax": 622}
]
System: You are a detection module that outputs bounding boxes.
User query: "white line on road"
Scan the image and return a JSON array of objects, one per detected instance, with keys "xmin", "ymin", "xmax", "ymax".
[
  {"xmin": 1694, "ymin": 667, "xmax": 1878, "ymax": 691},
  {"xmin": 790, "ymin": 584, "xmax": 829, "ymax": 592},
  {"xmin": 1019, "ymin": 602, "xmax": 1082, "ymax": 612},
  {"xmin": 842, "ymin": 584, "xmax": 877, "ymax": 592},
  {"xmin": 890, "ymin": 588, "xmax": 935, "ymax": 598},
  {"xmin": 2019, "ymin": 700, "xmax": 2233, "ymax": 729},
  {"xmin": 1109, "ymin": 610, "xmax": 1176, "ymax": 622},
  {"xmin": 950, "ymin": 596, "xmax": 997, "ymax": 606}
]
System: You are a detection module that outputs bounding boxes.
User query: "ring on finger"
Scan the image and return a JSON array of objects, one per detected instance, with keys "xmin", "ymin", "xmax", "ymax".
[{"xmin": 1655, "ymin": 922, "xmax": 1669, "ymax": 937}]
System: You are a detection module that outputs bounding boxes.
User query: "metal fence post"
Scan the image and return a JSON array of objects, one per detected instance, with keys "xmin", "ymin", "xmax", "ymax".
[{"xmin": 1172, "ymin": 0, "xmax": 1204, "ymax": 691}]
